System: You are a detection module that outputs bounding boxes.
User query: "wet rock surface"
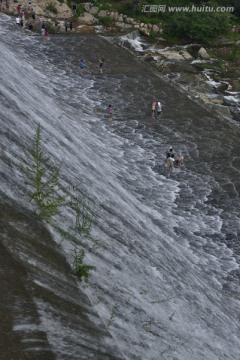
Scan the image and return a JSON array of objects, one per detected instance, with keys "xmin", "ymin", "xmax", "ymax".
[{"xmin": 0, "ymin": 192, "xmax": 123, "ymax": 360}]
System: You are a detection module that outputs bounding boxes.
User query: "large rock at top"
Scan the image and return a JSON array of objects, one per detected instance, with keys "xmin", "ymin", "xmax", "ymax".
[
  {"xmin": 198, "ymin": 47, "xmax": 211, "ymax": 60},
  {"xmin": 78, "ymin": 12, "xmax": 98, "ymax": 25},
  {"xmin": 89, "ymin": 6, "xmax": 99, "ymax": 15},
  {"xmin": 30, "ymin": 0, "xmax": 71, "ymax": 18}
]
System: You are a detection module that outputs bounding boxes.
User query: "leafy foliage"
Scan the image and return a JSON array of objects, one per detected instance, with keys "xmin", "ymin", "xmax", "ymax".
[
  {"xmin": 228, "ymin": 44, "xmax": 240, "ymax": 61},
  {"xmin": 25, "ymin": 125, "xmax": 97, "ymax": 283},
  {"xmin": 69, "ymin": 188, "xmax": 95, "ymax": 236},
  {"xmin": 26, "ymin": 124, "xmax": 66, "ymax": 222},
  {"xmin": 45, "ymin": 3, "xmax": 58, "ymax": 14},
  {"xmin": 164, "ymin": 11, "xmax": 231, "ymax": 42},
  {"xmin": 71, "ymin": 249, "xmax": 96, "ymax": 282},
  {"xmin": 98, "ymin": 16, "xmax": 113, "ymax": 26}
]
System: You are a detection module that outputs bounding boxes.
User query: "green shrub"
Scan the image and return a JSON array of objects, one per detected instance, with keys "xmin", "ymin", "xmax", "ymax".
[
  {"xmin": 98, "ymin": 16, "xmax": 113, "ymax": 26},
  {"xmin": 45, "ymin": 3, "xmax": 58, "ymax": 14},
  {"xmin": 149, "ymin": 31, "xmax": 159, "ymax": 40},
  {"xmin": 69, "ymin": 189, "xmax": 95, "ymax": 236},
  {"xmin": 228, "ymin": 44, "xmax": 240, "ymax": 61},
  {"xmin": 164, "ymin": 12, "xmax": 231, "ymax": 42},
  {"xmin": 25, "ymin": 125, "xmax": 97, "ymax": 282},
  {"xmin": 71, "ymin": 249, "xmax": 96, "ymax": 282},
  {"xmin": 46, "ymin": 21, "xmax": 57, "ymax": 34},
  {"xmin": 26, "ymin": 124, "xmax": 66, "ymax": 222},
  {"xmin": 76, "ymin": 5, "xmax": 84, "ymax": 16},
  {"xmin": 95, "ymin": 1, "xmax": 111, "ymax": 11}
]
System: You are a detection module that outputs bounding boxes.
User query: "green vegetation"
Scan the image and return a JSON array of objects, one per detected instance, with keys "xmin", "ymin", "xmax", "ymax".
[
  {"xmin": 95, "ymin": 1, "xmax": 112, "ymax": 11},
  {"xmin": 71, "ymin": 249, "xmax": 96, "ymax": 282},
  {"xmin": 107, "ymin": 305, "xmax": 117, "ymax": 327},
  {"xmin": 149, "ymin": 31, "xmax": 159, "ymax": 40},
  {"xmin": 90, "ymin": 0, "xmax": 239, "ymax": 43},
  {"xmin": 72, "ymin": 5, "xmax": 85, "ymax": 20},
  {"xmin": 46, "ymin": 21, "xmax": 58, "ymax": 34},
  {"xmin": 228, "ymin": 44, "xmax": 240, "ymax": 60},
  {"xmin": 70, "ymin": 189, "xmax": 95, "ymax": 236},
  {"xmin": 98, "ymin": 16, "xmax": 113, "ymax": 26},
  {"xmin": 26, "ymin": 124, "xmax": 66, "ymax": 222},
  {"xmin": 26, "ymin": 124, "xmax": 96, "ymax": 282},
  {"xmin": 45, "ymin": 3, "xmax": 58, "ymax": 14},
  {"xmin": 164, "ymin": 11, "xmax": 231, "ymax": 42}
]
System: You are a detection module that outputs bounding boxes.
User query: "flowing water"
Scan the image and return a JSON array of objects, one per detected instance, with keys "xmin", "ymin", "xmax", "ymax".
[{"xmin": 1, "ymin": 13, "xmax": 240, "ymax": 360}]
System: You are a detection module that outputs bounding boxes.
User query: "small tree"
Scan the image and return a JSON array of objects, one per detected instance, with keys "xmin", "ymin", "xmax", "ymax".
[
  {"xmin": 26, "ymin": 124, "xmax": 67, "ymax": 222},
  {"xmin": 71, "ymin": 249, "xmax": 96, "ymax": 282},
  {"xmin": 69, "ymin": 190, "xmax": 95, "ymax": 236}
]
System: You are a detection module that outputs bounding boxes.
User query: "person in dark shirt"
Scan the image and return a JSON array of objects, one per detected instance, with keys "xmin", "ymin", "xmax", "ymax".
[
  {"xmin": 166, "ymin": 147, "xmax": 174, "ymax": 161},
  {"xmin": 99, "ymin": 58, "xmax": 104, "ymax": 73}
]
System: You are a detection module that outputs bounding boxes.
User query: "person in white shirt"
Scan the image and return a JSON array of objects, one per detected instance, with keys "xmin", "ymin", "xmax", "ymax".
[
  {"xmin": 157, "ymin": 101, "xmax": 162, "ymax": 117},
  {"xmin": 15, "ymin": 16, "xmax": 20, "ymax": 26},
  {"xmin": 167, "ymin": 154, "xmax": 175, "ymax": 174}
]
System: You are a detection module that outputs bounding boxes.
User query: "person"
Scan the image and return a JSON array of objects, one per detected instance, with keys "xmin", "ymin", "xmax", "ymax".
[
  {"xmin": 69, "ymin": 21, "xmax": 73, "ymax": 31},
  {"xmin": 99, "ymin": 58, "xmax": 104, "ymax": 73},
  {"xmin": 151, "ymin": 99, "xmax": 157, "ymax": 117},
  {"xmin": 41, "ymin": 19, "xmax": 46, "ymax": 29},
  {"xmin": 167, "ymin": 154, "xmax": 175, "ymax": 174},
  {"xmin": 108, "ymin": 104, "xmax": 113, "ymax": 120},
  {"xmin": 72, "ymin": 3, "xmax": 77, "ymax": 13},
  {"xmin": 41, "ymin": 27, "xmax": 46, "ymax": 38},
  {"xmin": 166, "ymin": 146, "xmax": 174, "ymax": 161},
  {"xmin": 64, "ymin": 19, "xmax": 68, "ymax": 32},
  {"xmin": 16, "ymin": 16, "xmax": 20, "ymax": 26},
  {"xmin": 21, "ymin": 10, "xmax": 25, "ymax": 22},
  {"xmin": 156, "ymin": 101, "xmax": 162, "ymax": 117},
  {"xmin": 79, "ymin": 59, "xmax": 85, "ymax": 74},
  {"xmin": 175, "ymin": 153, "xmax": 184, "ymax": 166}
]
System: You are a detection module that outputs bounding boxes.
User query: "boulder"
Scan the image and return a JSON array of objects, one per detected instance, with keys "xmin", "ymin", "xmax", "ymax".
[
  {"xmin": 198, "ymin": 47, "xmax": 210, "ymax": 60},
  {"xmin": 115, "ymin": 22, "xmax": 133, "ymax": 30},
  {"xmin": 83, "ymin": 3, "xmax": 91, "ymax": 12},
  {"xmin": 158, "ymin": 50, "xmax": 186, "ymax": 61},
  {"xmin": 139, "ymin": 27, "xmax": 150, "ymax": 37},
  {"xmin": 78, "ymin": 12, "xmax": 98, "ymax": 25},
  {"xmin": 141, "ymin": 53, "xmax": 155, "ymax": 61},
  {"xmin": 109, "ymin": 12, "xmax": 115, "ymax": 19},
  {"xmin": 152, "ymin": 25, "xmax": 159, "ymax": 33},
  {"xmin": 98, "ymin": 10, "xmax": 108, "ymax": 17},
  {"xmin": 89, "ymin": 6, "xmax": 99, "ymax": 15},
  {"xmin": 179, "ymin": 50, "xmax": 193, "ymax": 60},
  {"xmin": 113, "ymin": 12, "xmax": 119, "ymax": 21},
  {"xmin": 76, "ymin": 25, "xmax": 95, "ymax": 33}
]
